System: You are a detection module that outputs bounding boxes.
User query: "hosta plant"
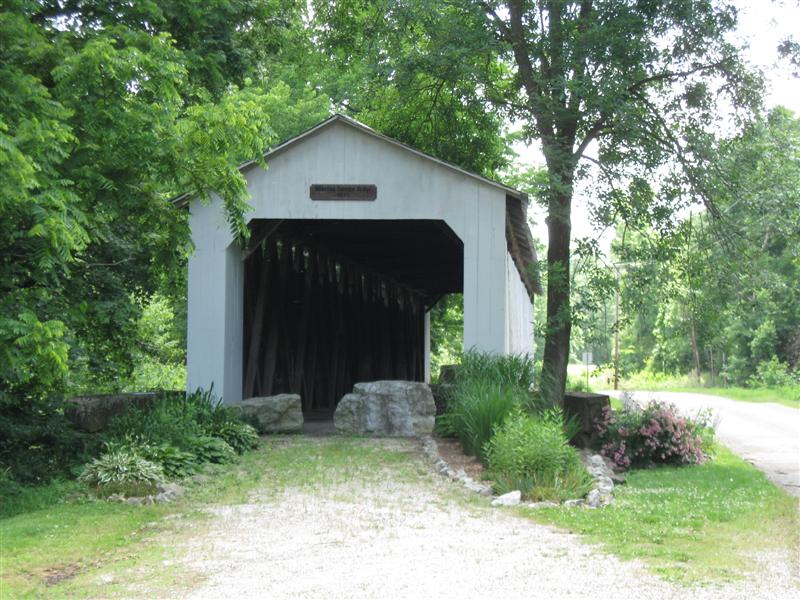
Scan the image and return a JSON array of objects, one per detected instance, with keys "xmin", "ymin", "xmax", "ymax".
[
  {"xmin": 79, "ymin": 450, "xmax": 164, "ymax": 497},
  {"xmin": 211, "ymin": 421, "xmax": 259, "ymax": 454},
  {"xmin": 188, "ymin": 436, "xmax": 236, "ymax": 464}
]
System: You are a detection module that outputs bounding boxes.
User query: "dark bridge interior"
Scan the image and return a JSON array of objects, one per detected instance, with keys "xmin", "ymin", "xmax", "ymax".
[{"xmin": 242, "ymin": 219, "xmax": 464, "ymax": 419}]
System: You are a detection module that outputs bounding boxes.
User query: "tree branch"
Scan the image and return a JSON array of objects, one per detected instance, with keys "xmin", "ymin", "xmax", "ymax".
[
  {"xmin": 627, "ymin": 59, "xmax": 732, "ymax": 93},
  {"xmin": 480, "ymin": 2, "xmax": 512, "ymax": 42}
]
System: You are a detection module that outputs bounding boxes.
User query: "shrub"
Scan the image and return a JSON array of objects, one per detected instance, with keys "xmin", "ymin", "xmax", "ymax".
[
  {"xmin": 748, "ymin": 357, "xmax": 797, "ymax": 388},
  {"xmin": 595, "ymin": 401, "xmax": 715, "ymax": 470},
  {"xmin": 211, "ymin": 421, "xmax": 259, "ymax": 454},
  {"xmin": 100, "ymin": 389, "xmax": 257, "ymax": 478},
  {"xmin": 485, "ymin": 409, "xmax": 594, "ymax": 501},
  {"xmin": 0, "ymin": 401, "xmax": 94, "ymax": 485},
  {"xmin": 79, "ymin": 449, "xmax": 164, "ymax": 496},
  {"xmin": 104, "ymin": 389, "xmax": 242, "ymax": 451}
]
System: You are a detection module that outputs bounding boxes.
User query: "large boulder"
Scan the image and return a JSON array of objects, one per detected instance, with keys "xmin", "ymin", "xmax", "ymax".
[
  {"xmin": 334, "ymin": 381, "xmax": 435, "ymax": 437},
  {"xmin": 64, "ymin": 393, "xmax": 158, "ymax": 432},
  {"xmin": 233, "ymin": 394, "xmax": 303, "ymax": 433}
]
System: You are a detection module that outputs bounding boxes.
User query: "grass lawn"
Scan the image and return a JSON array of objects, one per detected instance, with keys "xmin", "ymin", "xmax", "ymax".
[
  {"xmin": 566, "ymin": 364, "xmax": 800, "ymax": 409},
  {"xmin": 524, "ymin": 446, "xmax": 799, "ymax": 583},
  {"xmin": 0, "ymin": 437, "xmax": 421, "ymax": 598}
]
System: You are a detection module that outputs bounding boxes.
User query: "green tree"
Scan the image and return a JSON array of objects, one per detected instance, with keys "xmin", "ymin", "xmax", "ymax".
[
  {"xmin": 478, "ymin": 0, "xmax": 760, "ymax": 404},
  {"xmin": 0, "ymin": 0, "xmax": 326, "ymax": 405},
  {"xmin": 613, "ymin": 108, "xmax": 800, "ymax": 386},
  {"xmin": 311, "ymin": 1, "xmax": 512, "ymax": 177},
  {"xmin": 317, "ymin": 0, "xmax": 761, "ymax": 405}
]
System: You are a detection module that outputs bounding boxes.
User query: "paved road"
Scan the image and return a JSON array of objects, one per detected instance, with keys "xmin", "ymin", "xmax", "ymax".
[{"xmin": 606, "ymin": 391, "xmax": 800, "ymax": 497}]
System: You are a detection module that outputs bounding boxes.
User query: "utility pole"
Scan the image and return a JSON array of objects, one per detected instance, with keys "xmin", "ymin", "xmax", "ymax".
[{"xmin": 614, "ymin": 286, "xmax": 620, "ymax": 390}]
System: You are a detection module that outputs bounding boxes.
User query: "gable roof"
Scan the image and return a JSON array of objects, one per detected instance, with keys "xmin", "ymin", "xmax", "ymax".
[{"xmin": 174, "ymin": 113, "xmax": 541, "ymax": 297}]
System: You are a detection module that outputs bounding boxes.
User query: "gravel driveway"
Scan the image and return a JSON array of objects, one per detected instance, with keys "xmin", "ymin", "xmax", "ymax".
[
  {"xmin": 142, "ymin": 438, "xmax": 799, "ymax": 600},
  {"xmin": 607, "ymin": 391, "xmax": 800, "ymax": 496}
]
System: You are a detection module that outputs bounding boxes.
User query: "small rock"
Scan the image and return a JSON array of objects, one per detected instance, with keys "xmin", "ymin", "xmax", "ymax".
[
  {"xmin": 157, "ymin": 482, "xmax": 185, "ymax": 498},
  {"xmin": 526, "ymin": 501, "xmax": 559, "ymax": 509},
  {"xmin": 586, "ymin": 489, "xmax": 602, "ymax": 508},
  {"xmin": 564, "ymin": 499, "xmax": 584, "ymax": 507},
  {"xmin": 610, "ymin": 471, "xmax": 627, "ymax": 485},
  {"xmin": 465, "ymin": 481, "xmax": 493, "ymax": 496},
  {"xmin": 455, "ymin": 469, "xmax": 469, "ymax": 482},
  {"xmin": 491, "ymin": 490, "xmax": 521, "ymax": 507},
  {"xmin": 155, "ymin": 492, "xmax": 172, "ymax": 503},
  {"xmin": 107, "ymin": 493, "xmax": 125, "ymax": 503},
  {"xmin": 587, "ymin": 466, "xmax": 606, "ymax": 478},
  {"xmin": 589, "ymin": 454, "xmax": 606, "ymax": 468},
  {"xmin": 596, "ymin": 476, "xmax": 614, "ymax": 493},
  {"xmin": 126, "ymin": 497, "xmax": 143, "ymax": 506}
]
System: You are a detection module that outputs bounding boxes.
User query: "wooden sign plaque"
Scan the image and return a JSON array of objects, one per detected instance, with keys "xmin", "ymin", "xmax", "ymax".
[{"xmin": 310, "ymin": 184, "xmax": 377, "ymax": 201}]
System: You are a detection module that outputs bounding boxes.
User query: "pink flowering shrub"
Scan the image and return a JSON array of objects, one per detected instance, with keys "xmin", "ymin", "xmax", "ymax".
[{"xmin": 594, "ymin": 401, "xmax": 715, "ymax": 470}]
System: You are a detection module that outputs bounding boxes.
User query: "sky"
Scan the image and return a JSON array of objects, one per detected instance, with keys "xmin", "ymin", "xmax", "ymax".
[{"xmin": 513, "ymin": 0, "xmax": 800, "ymax": 249}]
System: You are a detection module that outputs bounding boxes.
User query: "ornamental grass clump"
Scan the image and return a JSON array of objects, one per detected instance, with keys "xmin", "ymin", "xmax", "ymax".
[
  {"xmin": 443, "ymin": 380, "xmax": 525, "ymax": 463},
  {"xmin": 595, "ymin": 401, "xmax": 715, "ymax": 470},
  {"xmin": 485, "ymin": 409, "xmax": 593, "ymax": 501},
  {"xmin": 437, "ymin": 350, "xmax": 538, "ymax": 463}
]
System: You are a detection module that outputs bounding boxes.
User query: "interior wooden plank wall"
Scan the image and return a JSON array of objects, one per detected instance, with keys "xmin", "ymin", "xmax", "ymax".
[{"xmin": 242, "ymin": 235, "xmax": 425, "ymax": 418}]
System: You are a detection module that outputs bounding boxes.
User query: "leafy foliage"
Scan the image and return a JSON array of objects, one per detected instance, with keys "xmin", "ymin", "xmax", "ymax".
[
  {"xmin": 595, "ymin": 402, "xmax": 715, "ymax": 470},
  {"xmin": 187, "ymin": 436, "xmax": 237, "ymax": 465},
  {"xmin": 137, "ymin": 443, "xmax": 200, "ymax": 479},
  {"xmin": 101, "ymin": 389, "xmax": 253, "ymax": 478},
  {"xmin": 748, "ymin": 357, "xmax": 798, "ymax": 389},
  {"xmin": 438, "ymin": 350, "xmax": 538, "ymax": 462},
  {"xmin": 456, "ymin": 349, "xmax": 537, "ymax": 391},
  {"xmin": 210, "ymin": 421, "xmax": 259, "ymax": 455},
  {"xmin": 441, "ymin": 380, "xmax": 526, "ymax": 463},
  {"xmin": 106, "ymin": 390, "xmax": 236, "ymax": 447},
  {"xmin": 79, "ymin": 449, "xmax": 165, "ymax": 496},
  {"xmin": 0, "ymin": 0, "xmax": 330, "ymax": 412},
  {"xmin": 608, "ymin": 108, "xmax": 800, "ymax": 387},
  {"xmin": 113, "ymin": 293, "xmax": 188, "ymax": 392},
  {"xmin": 429, "ymin": 294, "xmax": 464, "ymax": 381},
  {"xmin": 0, "ymin": 401, "xmax": 94, "ymax": 485},
  {"xmin": 486, "ymin": 409, "xmax": 593, "ymax": 501}
]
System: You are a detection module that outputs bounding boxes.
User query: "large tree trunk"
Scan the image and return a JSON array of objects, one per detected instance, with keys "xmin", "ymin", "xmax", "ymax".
[{"xmin": 540, "ymin": 176, "xmax": 573, "ymax": 407}]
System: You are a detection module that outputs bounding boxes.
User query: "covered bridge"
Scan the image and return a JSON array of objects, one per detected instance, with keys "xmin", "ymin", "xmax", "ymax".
[{"xmin": 182, "ymin": 114, "xmax": 539, "ymax": 418}]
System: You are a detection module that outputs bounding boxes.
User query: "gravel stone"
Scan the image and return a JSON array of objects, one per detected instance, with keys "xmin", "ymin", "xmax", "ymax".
[{"xmin": 153, "ymin": 438, "xmax": 800, "ymax": 600}]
